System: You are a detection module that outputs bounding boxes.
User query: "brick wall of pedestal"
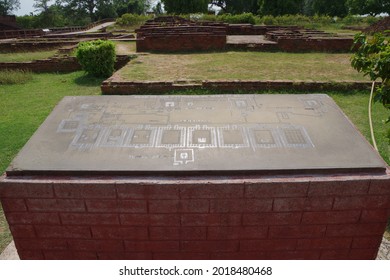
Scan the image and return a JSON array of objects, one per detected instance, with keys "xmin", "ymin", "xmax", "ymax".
[{"xmin": 1, "ymin": 172, "xmax": 389, "ymax": 260}]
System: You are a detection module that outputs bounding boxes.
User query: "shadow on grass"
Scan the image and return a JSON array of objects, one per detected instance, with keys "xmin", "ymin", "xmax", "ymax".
[{"xmin": 74, "ymin": 74, "xmax": 106, "ymax": 87}]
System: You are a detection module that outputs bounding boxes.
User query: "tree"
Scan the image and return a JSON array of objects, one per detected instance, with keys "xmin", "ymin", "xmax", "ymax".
[
  {"xmin": 56, "ymin": 0, "xmax": 118, "ymax": 21},
  {"xmin": 34, "ymin": 0, "xmax": 51, "ymax": 13},
  {"xmin": 0, "ymin": 0, "xmax": 20, "ymax": 15},
  {"xmin": 258, "ymin": 0, "xmax": 304, "ymax": 16},
  {"xmin": 305, "ymin": 0, "xmax": 347, "ymax": 17},
  {"xmin": 161, "ymin": 0, "xmax": 208, "ymax": 14},
  {"xmin": 153, "ymin": 1, "xmax": 163, "ymax": 14},
  {"xmin": 114, "ymin": 0, "xmax": 151, "ymax": 16},
  {"xmin": 346, "ymin": 0, "xmax": 390, "ymax": 16},
  {"xmin": 210, "ymin": 0, "xmax": 259, "ymax": 14},
  {"xmin": 351, "ymin": 33, "xmax": 390, "ymax": 144}
]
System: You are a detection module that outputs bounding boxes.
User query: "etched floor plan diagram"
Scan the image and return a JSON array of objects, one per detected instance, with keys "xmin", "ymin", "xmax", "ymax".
[{"xmin": 8, "ymin": 95, "xmax": 387, "ymax": 175}]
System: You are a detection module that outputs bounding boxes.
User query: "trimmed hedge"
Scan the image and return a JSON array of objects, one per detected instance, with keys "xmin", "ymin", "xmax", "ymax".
[{"xmin": 76, "ymin": 40, "xmax": 116, "ymax": 78}]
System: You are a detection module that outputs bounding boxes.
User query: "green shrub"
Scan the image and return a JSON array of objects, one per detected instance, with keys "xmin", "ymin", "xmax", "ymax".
[
  {"xmin": 76, "ymin": 40, "xmax": 116, "ymax": 78},
  {"xmin": 116, "ymin": 13, "xmax": 151, "ymax": 27},
  {"xmin": 0, "ymin": 70, "xmax": 33, "ymax": 85}
]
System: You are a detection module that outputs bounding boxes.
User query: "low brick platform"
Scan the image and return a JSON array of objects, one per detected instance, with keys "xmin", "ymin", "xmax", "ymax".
[
  {"xmin": 101, "ymin": 79, "xmax": 373, "ymax": 95},
  {"xmin": 1, "ymin": 94, "xmax": 389, "ymax": 260},
  {"xmin": 0, "ymin": 55, "xmax": 131, "ymax": 73},
  {"xmin": 1, "ymin": 173, "xmax": 389, "ymax": 260}
]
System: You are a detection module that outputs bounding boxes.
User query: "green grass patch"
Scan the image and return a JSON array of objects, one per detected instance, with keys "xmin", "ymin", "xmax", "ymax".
[
  {"xmin": 0, "ymin": 70, "xmax": 33, "ymax": 85},
  {"xmin": 0, "ymin": 50, "xmax": 57, "ymax": 62},
  {"xmin": 119, "ymin": 52, "xmax": 368, "ymax": 82}
]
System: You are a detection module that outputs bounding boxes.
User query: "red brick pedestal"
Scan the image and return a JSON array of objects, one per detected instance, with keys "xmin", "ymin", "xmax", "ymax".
[{"xmin": 1, "ymin": 172, "xmax": 389, "ymax": 260}]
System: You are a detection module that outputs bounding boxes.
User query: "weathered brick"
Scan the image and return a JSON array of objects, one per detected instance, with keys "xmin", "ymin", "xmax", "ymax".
[
  {"xmin": 120, "ymin": 214, "xmax": 180, "ymax": 226},
  {"xmin": 0, "ymin": 182, "xmax": 53, "ymax": 198},
  {"xmin": 86, "ymin": 200, "xmax": 147, "ymax": 213},
  {"xmin": 296, "ymin": 238, "xmax": 352, "ymax": 250},
  {"xmin": 117, "ymin": 184, "xmax": 179, "ymax": 199},
  {"xmin": 27, "ymin": 199, "xmax": 86, "ymax": 212},
  {"xmin": 180, "ymin": 184, "xmax": 244, "ymax": 199},
  {"xmin": 273, "ymin": 197, "xmax": 333, "ymax": 212},
  {"xmin": 43, "ymin": 251, "xmax": 73, "ymax": 260},
  {"xmin": 208, "ymin": 226, "xmax": 267, "ymax": 240},
  {"xmin": 150, "ymin": 227, "xmax": 206, "ymax": 240},
  {"xmin": 18, "ymin": 250, "xmax": 44, "ymax": 260},
  {"xmin": 1, "ymin": 199, "xmax": 27, "ymax": 212},
  {"xmin": 181, "ymin": 240, "xmax": 239, "ymax": 252},
  {"xmin": 35, "ymin": 225, "xmax": 91, "ymax": 239},
  {"xmin": 125, "ymin": 241, "xmax": 180, "ymax": 252},
  {"xmin": 17, "ymin": 239, "xmax": 68, "ymax": 251},
  {"xmin": 155, "ymin": 252, "xmax": 210, "ymax": 260},
  {"xmin": 210, "ymin": 252, "xmax": 268, "ymax": 260},
  {"xmin": 369, "ymin": 178, "xmax": 390, "ymax": 195},
  {"xmin": 9, "ymin": 225, "xmax": 36, "ymax": 238},
  {"xmin": 181, "ymin": 214, "xmax": 241, "ymax": 226},
  {"xmin": 54, "ymin": 183, "xmax": 116, "ymax": 199},
  {"xmin": 245, "ymin": 182, "xmax": 308, "ymax": 198},
  {"xmin": 360, "ymin": 209, "xmax": 390, "ymax": 223},
  {"xmin": 269, "ymin": 225, "xmax": 326, "ymax": 239},
  {"xmin": 268, "ymin": 250, "xmax": 320, "ymax": 260},
  {"xmin": 27, "ymin": 184, "xmax": 54, "ymax": 198},
  {"xmin": 320, "ymin": 250, "xmax": 350, "ymax": 260},
  {"xmin": 240, "ymin": 239, "xmax": 296, "ymax": 251},
  {"xmin": 349, "ymin": 249, "xmax": 378, "ymax": 260},
  {"xmin": 302, "ymin": 210, "xmax": 361, "ymax": 225},
  {"xmin": 68, "ymin": 239, "xmax": 124, "ymax": 252},
  {"xmin": 91, "ymin": 226, "xmax": 148, "ymax": 240},
  {"xmin": 210, "ymin": 199, "xmax": 272, "ymax": 213},
  {"xmin": 333, "ymin": 196, "xmax": 390, "ymax": 210},
  {"xmin": 6, "ymin": 212, "xmax": 60, "ymax": 225},
  {"xmin": 308, "ymin": 180, "xmax": 369, "ymax": 196},
  {"xmin": 352, "ymin": 237, "xmax": 383, "ymax": 249},
  {"xmin": 98, "ymin": 252, "xmax": 152, "ymax": 260},
  {"xmin": 243, "ymin": 212, "xmax": 301, "ymax": 226},
  {"xmin": 61, "ymin": 213, "xmax": 120, "ymax": 225},
  {"xmin": 149, "ymin": 200, "xmax": 209, "ymax": 213},
  {"xmin": 326, "ymin": 223, "xmax": 387, "ymax": 237}
]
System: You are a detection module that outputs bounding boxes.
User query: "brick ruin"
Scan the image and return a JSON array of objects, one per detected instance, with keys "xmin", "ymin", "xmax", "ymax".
[
  {"xmin": 0, "ymin": 15, "xmax": 20, "ymax": 31},
  {"xmin": 136, "ymin": 17, "xmax": 227, "ymax": 52},
  {"xmin": 0, "ymin": 55, "xmax": 130, "ymax": 73},
  {"xmin": 136, "ymin": 16, "xmax": 354, "ymax": 53}
]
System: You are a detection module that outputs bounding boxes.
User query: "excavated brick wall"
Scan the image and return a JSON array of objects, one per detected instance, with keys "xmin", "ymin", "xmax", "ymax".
[
  {"xmin": 1, "ymin": 172, "xmax": 389, "ymax": 260},
  {"xmin": 137, "ymin": 34, "xmax": 226, "ymax": 52},
  {"xmin": 0, "ymin": 55, "xmax": 130, "ymax": 73},
  {"xmin": 100, "ymin": 80, "xmax": 373, "ymax": 95}
]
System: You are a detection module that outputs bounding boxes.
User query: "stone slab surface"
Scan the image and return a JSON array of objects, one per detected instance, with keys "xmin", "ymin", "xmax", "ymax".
[{"xmin": 7, "ymin": 94, "xmax": 387, "ymax": 176}]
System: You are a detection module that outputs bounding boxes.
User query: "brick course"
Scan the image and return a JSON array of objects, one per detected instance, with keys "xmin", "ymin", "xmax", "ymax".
[{"xmin": 1, "ymin": 171, "xmax": 389, "ymax": 260}]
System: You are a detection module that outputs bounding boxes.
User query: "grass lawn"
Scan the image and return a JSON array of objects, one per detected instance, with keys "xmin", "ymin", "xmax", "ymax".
[
  {"xmin": 115, "ymin": 41, "xmax": 136, "ymax": 55},
  {"xmin": 119, "ymin": 52, "xmax": 369, "ymax": 82},
  {"xmin": 0, "ymin": 50, "xmax": 58, "ymax": 62},
  {"xmin": 0, "ymin": 72, "xmax": 389, "ymax": 254}
]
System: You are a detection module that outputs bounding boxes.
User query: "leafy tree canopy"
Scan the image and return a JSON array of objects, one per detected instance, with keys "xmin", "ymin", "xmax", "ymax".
[
  {"xmin": 346, "ymin": 0, "xmax": 390, "ymax": 16},
  {"xmin": 161, "ymin": 0, "xmax": 208, "ymax": 14},
  {"xmin": 0, "ymin": 0, "xmax": 20, "ymax": 15}
]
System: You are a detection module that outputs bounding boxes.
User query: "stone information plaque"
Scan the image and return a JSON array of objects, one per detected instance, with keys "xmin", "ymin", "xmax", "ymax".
[{"xmin": 7, "ymin": 94, "xmax": 387, "ymax": 176}]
